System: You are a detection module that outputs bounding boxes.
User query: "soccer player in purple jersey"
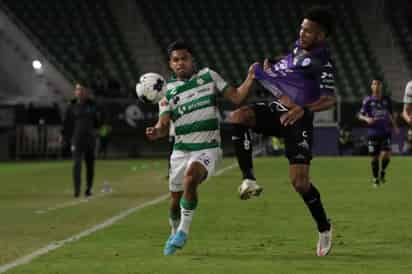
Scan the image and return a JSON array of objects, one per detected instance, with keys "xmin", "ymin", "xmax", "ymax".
[
  {"xmin": 358, "ymin": 78, "xmax": 399, "ymax": 187},
  {"xmin": 228, "ymin": 7, "xmax": 336, "ymax": 256}
]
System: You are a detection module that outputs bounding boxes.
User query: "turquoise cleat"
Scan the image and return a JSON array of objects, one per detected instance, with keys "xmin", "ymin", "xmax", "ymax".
[
  {"xmin": 170, "ymin": 230, "xmax": 187, "ymax": 249},
  {"xmin": 163, "ymin": 234, "xmax": 177, "ymax": 256}
]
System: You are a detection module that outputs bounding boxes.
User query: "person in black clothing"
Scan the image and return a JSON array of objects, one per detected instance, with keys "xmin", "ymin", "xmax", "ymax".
[
  {"xmin": 337, "ymin": 125, "xmax": 353, "ymax": 155},
  {"xmin": 62, "ymin": 83, "xmax": 101, "ymax": 197}
]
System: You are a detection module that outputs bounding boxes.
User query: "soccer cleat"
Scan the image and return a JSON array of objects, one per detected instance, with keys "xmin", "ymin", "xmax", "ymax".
[
  {"xmin": 372, "ymin": 178, "xmax": 380, "ymax": 188},
  {"xmin": 170, "ymin": 230, "xmax": 188, "ymax": 249},
  {"xmin": 238, "ymin": 179, "xmax": 263, "ymax": 200},
  {"xmin": 317, "ymin": 226, "xmax": 333, "ymax": 256},
  {"xmin": 163, "ymin": 234, "xmax": 176, "ymax": 256},
  {"xmin": 380, "ymin": 172, "xmax": 386, "ymax": 184}
]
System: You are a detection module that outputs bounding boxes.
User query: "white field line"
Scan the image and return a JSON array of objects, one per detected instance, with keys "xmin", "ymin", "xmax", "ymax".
[
  {"xmin": 34, "ymin": 191, "xmax": 112, "ymax": 214},
  {"xmin": 0, "ymin": 163, "xmax": 237, "ymax": 273}
]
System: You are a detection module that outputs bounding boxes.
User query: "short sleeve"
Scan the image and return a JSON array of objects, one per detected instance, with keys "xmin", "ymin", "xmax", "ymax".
[
  {"xmin": 403, "ymin": 81, "xmax": 412, "ymax": 104},
  {"xmin": 209, "ymin": 69, "xmax": 230, "ymax": 93},
  {"xmin": 359, "ymin": 97, "xmax": 369, "ymax": 116}
]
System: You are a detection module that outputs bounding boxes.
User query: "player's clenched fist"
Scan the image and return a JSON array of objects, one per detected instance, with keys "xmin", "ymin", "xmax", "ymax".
[{"xmin": 146, "ymin": 127, "xmax": 159, "ymax": 140}]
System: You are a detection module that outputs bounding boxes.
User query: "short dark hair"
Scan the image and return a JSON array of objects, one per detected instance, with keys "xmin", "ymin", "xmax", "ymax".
[
  {"xmin": 372, "ymin": 76, "xmax": 383, "ymax": 82},
  {"xmin": 167, "ymin": 39, "xmax": 193, "ymax": 58},
  {"xmin": 304, "ymin": 7, "xmax": 335, "ymax": 36}
]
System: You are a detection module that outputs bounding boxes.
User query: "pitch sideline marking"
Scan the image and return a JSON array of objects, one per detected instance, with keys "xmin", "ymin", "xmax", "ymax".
[
  {"xmin": 0, "ymin": 163, "xmax": 237, "ymax": 273},
  {"xmin": 34, "ymin": 191, "xmax": 112, "ymax": 214}
]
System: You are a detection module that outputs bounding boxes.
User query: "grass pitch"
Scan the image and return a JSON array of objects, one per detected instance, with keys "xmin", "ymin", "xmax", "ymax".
[{"xmin": 1, "ymin": 157, "xmax": 411, "ymax": 274}]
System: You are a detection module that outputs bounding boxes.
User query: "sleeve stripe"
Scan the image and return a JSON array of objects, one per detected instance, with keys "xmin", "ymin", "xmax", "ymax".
[{"xmin": 221, "ymin": 84, "xmax": 231, "ymax": 94}]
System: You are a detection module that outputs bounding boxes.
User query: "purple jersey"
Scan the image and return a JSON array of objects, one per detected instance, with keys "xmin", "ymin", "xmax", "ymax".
[
  {"xmin": 359, "ymin": 95, "xmax": 393, "ymax": 136},
  {"xmin": 254, "ymin": 41, "xmax": 335, "ymax": 106}
]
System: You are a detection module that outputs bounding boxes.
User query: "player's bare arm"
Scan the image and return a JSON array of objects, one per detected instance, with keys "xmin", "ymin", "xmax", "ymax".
[
  {"xmin": 305, "ymin": 95, "xmax": 336, "ymax": 112},
  {"xmin": 146, "ymin": 112, "xmax": 171, "ymax": 140},
  {"xmin": 358, "ymin": 113, "xmax": 374, "ymax": 125},
  {"xmin": 224, "ymin": 63, "xmax": 257, "ymax": 105},
  {"xmin": 278, "ymin": 95, "xmax": 305, "ymax": 126},
  {"xmin": 402, "ymin": 104, "xmax": 412, "ymax": 126}
]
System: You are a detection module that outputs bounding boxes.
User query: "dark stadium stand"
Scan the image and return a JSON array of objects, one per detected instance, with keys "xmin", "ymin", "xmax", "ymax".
[
  {"xmin": 1, "ymin": 0, "xmax": 140, "ymax": 97},
  {"xmin": 386, "ymin": 0, "xmax": 412, "ymax": 75},
  {"xmin": 137, "ymin": 0, "xmax": 386, "ymax": 101}
]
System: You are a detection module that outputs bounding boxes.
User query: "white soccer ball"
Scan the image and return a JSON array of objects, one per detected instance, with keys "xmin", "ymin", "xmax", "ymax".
[{"xmin": 136, "ymin": 73, "xmax": 166, "ymax": 104}]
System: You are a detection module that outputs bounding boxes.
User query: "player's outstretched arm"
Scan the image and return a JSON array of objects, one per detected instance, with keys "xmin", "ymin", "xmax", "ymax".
[
  {"xmin": 224, "ymin": 63, "xmax": 257, "ymax": 105},
  {"xmin": 305, "ymin": 95, "xmax": 336, "ymax": 113},
  {"xmin": 146, "ymin": 114, "xmax": 170, "ymax": 140}
]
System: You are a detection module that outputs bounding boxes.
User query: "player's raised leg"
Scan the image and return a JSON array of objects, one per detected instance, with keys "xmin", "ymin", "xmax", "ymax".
[{"xmin": 229, "ymin": 107, "xmax": 263, "ymax": 200}]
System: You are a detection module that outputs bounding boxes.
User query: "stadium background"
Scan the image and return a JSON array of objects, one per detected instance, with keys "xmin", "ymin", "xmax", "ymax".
[{"xmin": 0, "ymin": 0, "xmax": 411, "ymax": 159}]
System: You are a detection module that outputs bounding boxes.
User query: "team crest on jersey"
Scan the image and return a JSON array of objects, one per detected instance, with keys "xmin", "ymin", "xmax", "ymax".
[
  {"xmin": 197, "ymin": 78, "xmax": 205, "ymax": 85},
  {"xmin": 302, "ymin": 58, "xmax": 311, "ymax": 67}
]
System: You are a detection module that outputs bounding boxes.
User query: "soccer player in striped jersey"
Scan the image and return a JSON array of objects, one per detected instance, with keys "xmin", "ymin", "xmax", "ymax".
[
  {"xmin": 146, "ymin": 40, "xmax": 256, "ymax": 255},
  {"xmin": 229, "ymin": 7, "xmax": 336, "ymax": 256}
]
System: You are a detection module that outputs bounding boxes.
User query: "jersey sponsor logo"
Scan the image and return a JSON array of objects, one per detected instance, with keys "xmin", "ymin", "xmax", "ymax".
[
  {"xmin": 187, "ymin": 93, "xmax": 196, "ymax": 99},
  {"xmin": 177, "ymin": 98, "xmax": 211, "ymax": 116},
  {"xmin": 321, "ymin": 72, "xmax": 334, "ymax": 79},
  {"xmin": 197, "ymin": 87, "xmax": 210, "ymax": 94}
]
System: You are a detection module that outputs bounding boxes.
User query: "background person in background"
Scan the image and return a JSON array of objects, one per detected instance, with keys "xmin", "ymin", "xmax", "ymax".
[
  {"xmin": 98, "ymin": 122, "xmax": 112, "ymax": 159},
  {"xmin": 337, "ymin": 125, "xmax": 353, "ymax": 155},
  {"xmin": 402, "ymin": 80, "xmax": 412, "ymax": 153},
  {"xmin": 358, "ymin": 78, "xmax": 399, "ymax": 187},
  {"xmin": 62, "ymin": 83, "xmax": 101, "ymax": 198}
]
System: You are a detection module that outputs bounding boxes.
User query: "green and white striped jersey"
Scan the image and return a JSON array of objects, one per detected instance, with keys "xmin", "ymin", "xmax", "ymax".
[{"xmin": 159, "ymin": 68, "xmax": 230, "ymax": 151}]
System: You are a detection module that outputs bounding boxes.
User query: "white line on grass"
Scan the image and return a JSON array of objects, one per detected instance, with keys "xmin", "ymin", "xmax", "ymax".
[
  {"xmin": 0, "ymin": 163, "xmax": 237, "ymax": 273},
  {"xmin": 34, "ymin": 191, "xmax": 112, "ymax": 214}
]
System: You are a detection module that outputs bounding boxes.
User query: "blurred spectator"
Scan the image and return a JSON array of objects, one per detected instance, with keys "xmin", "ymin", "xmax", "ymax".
[
  {"xmin": 98, "ymin": 122, "xmax": 112, "ymax": 159},
  {"xmin": 269, "ymin": 136, "xmax": 285, "ymax": 156},
  {"xmin": 337, "ymin": 125, "xmax": 353, "ymax": 155}
]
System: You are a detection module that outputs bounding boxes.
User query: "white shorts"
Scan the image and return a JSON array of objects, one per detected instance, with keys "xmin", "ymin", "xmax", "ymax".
[{"xmin": 169, "ymin": 147, "xmax": 222, "ymax": 192}]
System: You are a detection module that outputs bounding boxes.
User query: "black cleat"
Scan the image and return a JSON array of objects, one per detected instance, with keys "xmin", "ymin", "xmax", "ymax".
[
  {"xmin": 372, "ymin": 178, "xmax": 380, "ymax": 188},
  {"xmin": 380, "ymin": 172, "xmax": 386, "ymax": 184},
  {"xmin": 85, "ymin": 190, "xmax": 92, "ymax": 197}
]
